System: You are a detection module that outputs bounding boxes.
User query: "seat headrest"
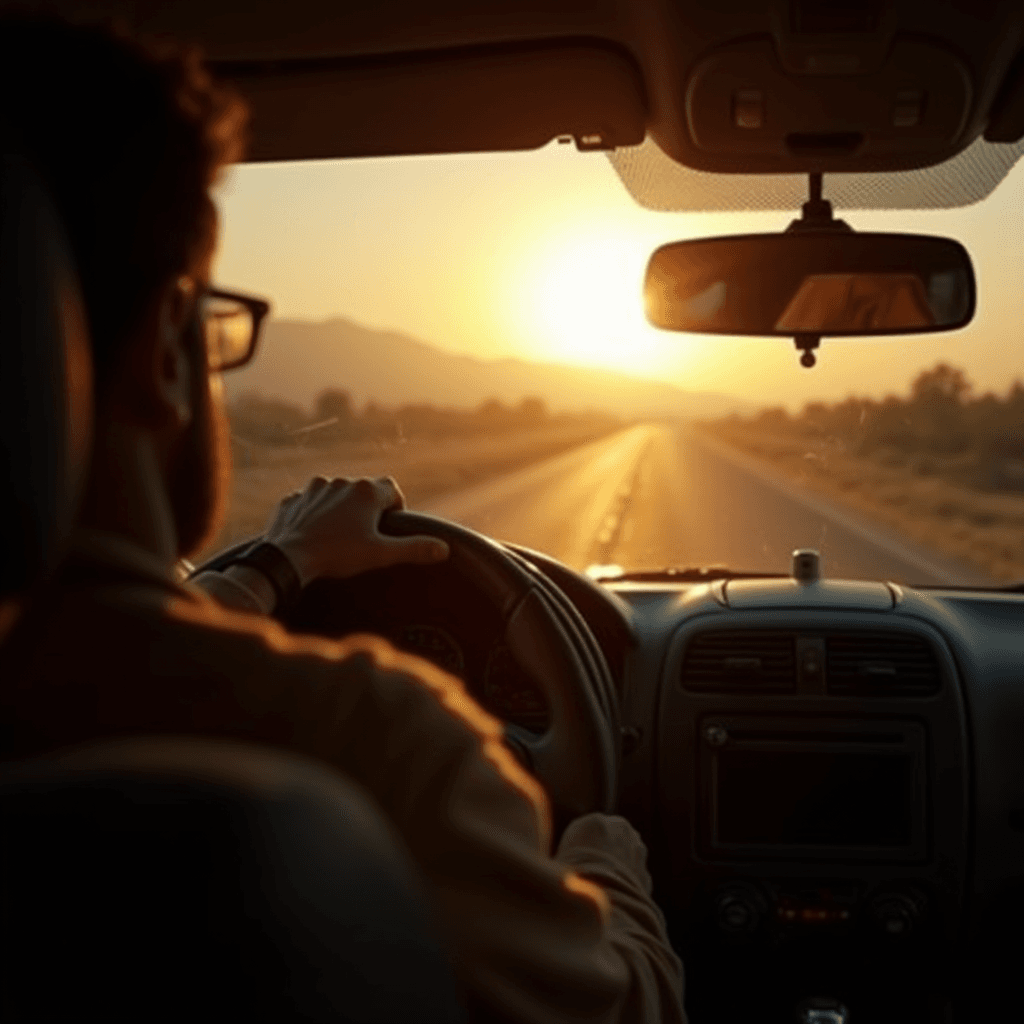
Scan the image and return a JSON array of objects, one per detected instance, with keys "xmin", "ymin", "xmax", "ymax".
[
  {"xmin": 0, "ymin": 737, "xmax": 466, "ymax": 1022},
  {"xmin": 0, "ymin": 152, "xmax": 92, "ymax": 596}
]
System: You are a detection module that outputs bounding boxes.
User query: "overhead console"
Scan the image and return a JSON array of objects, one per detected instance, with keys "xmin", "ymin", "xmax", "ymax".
[
  {"xmin": 684, "ymin": 37, "xmax": 971, "ymax": 172},
  {"xmin": 640, "ymin": 0, "xmax": 1024, "ymax": 177}
]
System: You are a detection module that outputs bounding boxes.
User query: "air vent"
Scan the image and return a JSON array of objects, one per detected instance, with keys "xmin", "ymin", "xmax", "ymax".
[
  {"xmin": 682, "ymin": 631, "xmax": 796, "ymax": 692},
  {"xmin": 827, "ymin": 632, "xmax": 941, "ymax": 696}
]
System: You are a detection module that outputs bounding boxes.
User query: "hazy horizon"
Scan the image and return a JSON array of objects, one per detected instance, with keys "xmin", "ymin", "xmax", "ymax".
[{"xmin": 223, "ymin": 315, "xmax": 750, "ymax": 420}]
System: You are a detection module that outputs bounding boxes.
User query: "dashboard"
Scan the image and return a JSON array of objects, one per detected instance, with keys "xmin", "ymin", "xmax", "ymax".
[{"xmin": 603, "ymin": 571, "xmax": 1024, "ymax": 1021}]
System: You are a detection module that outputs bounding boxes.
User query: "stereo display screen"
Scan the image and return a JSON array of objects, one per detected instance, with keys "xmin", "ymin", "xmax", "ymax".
[{"xmin": 715, "ymin": 750, "xmax": 914, "ymax": 847}]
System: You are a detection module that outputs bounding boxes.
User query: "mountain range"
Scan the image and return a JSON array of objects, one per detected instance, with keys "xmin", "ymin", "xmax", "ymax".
[{"xmin": 223, "ymin": 317, "xmax": 749, "ymax": 420}]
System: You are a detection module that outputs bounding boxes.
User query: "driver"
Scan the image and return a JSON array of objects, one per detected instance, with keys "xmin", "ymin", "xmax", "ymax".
[{"xmin": 0, "ymin": 17, "xmax": 685, "ymax": 1024}]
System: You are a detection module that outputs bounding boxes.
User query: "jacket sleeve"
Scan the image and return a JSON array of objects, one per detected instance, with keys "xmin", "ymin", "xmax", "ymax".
[
  {"xmin": 315, "ymin": 639, "xmax": 687, "ymax": 1024},
  {"xmin": 555, "ymin": 817, "xmax": 687, "ymax": 1024},
  {"xmin": 170, "ymin": 598, "xmax": 688, "ymax": 1024}
]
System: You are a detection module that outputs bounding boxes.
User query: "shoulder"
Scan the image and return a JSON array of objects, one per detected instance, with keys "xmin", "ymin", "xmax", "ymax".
[{"xmin": 5, "ymin": 581, "xmax": 551, "ymax": 849}]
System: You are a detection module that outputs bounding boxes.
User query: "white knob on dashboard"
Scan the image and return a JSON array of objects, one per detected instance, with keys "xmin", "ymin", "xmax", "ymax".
[{"xmin": 792, "ymin": 549, "xmax": 820, "ymax": 583}]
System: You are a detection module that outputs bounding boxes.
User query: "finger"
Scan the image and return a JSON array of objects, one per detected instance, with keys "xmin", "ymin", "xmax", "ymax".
[
  {"xmin": 374, "ymin": 534, "xmax": 450, "ymax": 568},
  {"xmin": 349, "ymin": 477, "xmax": 398, "ymax": 512},
  {"xmin": 306, "ymin": 475, "xmax": 330, "ymax": 494},
  {"xmin": 379, "ymin": 476, "xmax": 407, "ymax": 510},
  {"xmin": 376, "ymin": 476, "xmax": 406, "ymax": 511}
]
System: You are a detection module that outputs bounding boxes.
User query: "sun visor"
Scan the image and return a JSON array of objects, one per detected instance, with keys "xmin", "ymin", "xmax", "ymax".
[
  {"xmin": 220, "ymin": 42, "xmax": 647, "ymax": 161},
  {"xmin": 607, "ymin": 134, "xmax": 1024, "ymax": 212}
]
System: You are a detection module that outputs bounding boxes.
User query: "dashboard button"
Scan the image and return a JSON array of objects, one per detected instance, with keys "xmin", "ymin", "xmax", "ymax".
[{"xmin": 704, "ymin": 724, "xmax": 729, "ymax": 747}]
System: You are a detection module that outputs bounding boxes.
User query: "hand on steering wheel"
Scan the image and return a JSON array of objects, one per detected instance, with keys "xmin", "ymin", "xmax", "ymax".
[
  {"xmin": 264, "ymin": 475, "xmax": 450, "ymax": 586},
  {"xmin": 195, "ymin": 501, "xmax": 620, "ymax": 826}
]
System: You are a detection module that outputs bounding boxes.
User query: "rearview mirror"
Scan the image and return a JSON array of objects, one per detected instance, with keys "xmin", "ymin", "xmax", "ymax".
[{"xmin": 644, "ymin": 232, "xmax": 975, "ymax": 338}]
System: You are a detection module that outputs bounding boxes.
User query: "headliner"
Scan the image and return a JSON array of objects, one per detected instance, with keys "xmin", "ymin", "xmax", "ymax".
[{"xmin": 6, "ymin": 1, "xmax": 1024, "ymax": 209}]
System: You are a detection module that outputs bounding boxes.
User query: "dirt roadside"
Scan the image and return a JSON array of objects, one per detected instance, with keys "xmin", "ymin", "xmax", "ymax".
[{"xmin": 704, "ymin": 421, "xmax": 1024, "ymax": 582}]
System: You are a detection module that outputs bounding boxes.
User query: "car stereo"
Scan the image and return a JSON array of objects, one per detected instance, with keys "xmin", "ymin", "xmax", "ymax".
[{"xmin": 698, "ymin": 717, "xmax": 928, "ymax": 862}]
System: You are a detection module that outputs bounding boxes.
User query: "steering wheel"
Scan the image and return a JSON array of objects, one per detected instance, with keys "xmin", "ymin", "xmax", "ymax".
[{"xmin": 194, "ymin": 511, "xmax": 618, "ymax": 825}]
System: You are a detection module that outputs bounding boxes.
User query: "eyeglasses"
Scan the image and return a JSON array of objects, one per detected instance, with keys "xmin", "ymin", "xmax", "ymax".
[{"xmin": 198, "ymin": 287, "xmax": 271, "ymax": 372}]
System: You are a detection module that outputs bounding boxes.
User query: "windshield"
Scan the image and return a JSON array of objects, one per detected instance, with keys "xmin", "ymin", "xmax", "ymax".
[{"xmin": 207, "ymin": 143, "xmax": 1024, "ymax": 588}]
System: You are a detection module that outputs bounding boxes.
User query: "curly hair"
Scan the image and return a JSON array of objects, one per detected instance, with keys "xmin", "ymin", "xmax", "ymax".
[{"xmin": 0, "ymin": 16, "xmax": 248, "ymax": 384}]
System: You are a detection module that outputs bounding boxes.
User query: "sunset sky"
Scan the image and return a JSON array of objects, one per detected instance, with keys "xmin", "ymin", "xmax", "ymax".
[{"xmin": 214, "ymin": 141, "xmax": 1024, "ymax": 411}]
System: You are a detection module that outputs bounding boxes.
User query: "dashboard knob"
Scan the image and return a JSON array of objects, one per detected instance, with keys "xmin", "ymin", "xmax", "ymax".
[
  {"xmin": 704, "ymin": 724, "xmax": 729, "ymax": 747},
  {"xmin": 869, "ymin": 890, "xmax": 926, "ymax": 937},
  {"xmin": 714, "ymin": 883, "xmax": 764, "ymax": 936}
]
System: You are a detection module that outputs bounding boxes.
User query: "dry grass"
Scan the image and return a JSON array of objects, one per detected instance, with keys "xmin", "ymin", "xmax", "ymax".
[
  {"xmin": 704, "ymin": 422, "xmax": 1024, "ymax": 582},
  {"xmin": 198, "ymin": 422, "xmax": 618, "ymax": 561}
]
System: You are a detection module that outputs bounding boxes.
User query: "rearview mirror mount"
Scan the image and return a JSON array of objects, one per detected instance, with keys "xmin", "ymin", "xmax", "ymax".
[{"xmin": 643, "ymin": 173, "xmax": 976, "ymax": 368}]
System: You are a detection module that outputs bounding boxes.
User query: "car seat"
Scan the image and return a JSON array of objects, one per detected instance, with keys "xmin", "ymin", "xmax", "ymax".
[{"xmin": 0, "ymin": 151, "xmax": 464, "ymax": 1023}]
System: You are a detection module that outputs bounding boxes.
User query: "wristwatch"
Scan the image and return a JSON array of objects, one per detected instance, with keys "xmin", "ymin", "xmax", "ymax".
[{"xmin": 231, "ymin": 541, "xmax": 302, "ymax": 614}]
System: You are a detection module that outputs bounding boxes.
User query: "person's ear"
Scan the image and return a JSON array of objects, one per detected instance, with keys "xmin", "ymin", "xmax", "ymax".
[{"xmin": 150, "ymin": 276, "xmax": 198, "ymax": 430}]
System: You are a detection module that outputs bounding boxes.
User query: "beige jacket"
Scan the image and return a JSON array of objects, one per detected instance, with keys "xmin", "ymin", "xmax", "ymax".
[{"xmin": 0, "ymin": 532, "xmax": 685, "ymax": 1024}]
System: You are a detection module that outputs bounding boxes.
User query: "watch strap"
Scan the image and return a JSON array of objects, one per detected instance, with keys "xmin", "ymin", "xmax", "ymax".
[{"xmin": 232, "ymin": 541, "xmax": 302, "ymax": 613}]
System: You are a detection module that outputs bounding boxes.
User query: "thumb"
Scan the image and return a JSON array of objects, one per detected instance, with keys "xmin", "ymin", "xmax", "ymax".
[{"xmin": 376, "ymin": 534, "xmax": 450, "ymax": 567}]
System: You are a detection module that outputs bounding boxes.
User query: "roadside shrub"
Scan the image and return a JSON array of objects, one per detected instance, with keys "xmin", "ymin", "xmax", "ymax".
[{"xmin": 718, "ymin": 363, "xmax": 1024, "ymax": 494}]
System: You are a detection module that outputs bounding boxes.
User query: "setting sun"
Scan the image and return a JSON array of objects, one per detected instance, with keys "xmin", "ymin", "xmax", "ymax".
[{"xmin": 519, "ymin": 226, "xmax": 685, "ymax": 377}]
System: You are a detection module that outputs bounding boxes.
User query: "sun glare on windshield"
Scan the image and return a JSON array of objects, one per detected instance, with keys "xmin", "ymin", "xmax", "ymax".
[{"xmin": 515, "ymin": 224, "xmax": 692, "ymax": 378}]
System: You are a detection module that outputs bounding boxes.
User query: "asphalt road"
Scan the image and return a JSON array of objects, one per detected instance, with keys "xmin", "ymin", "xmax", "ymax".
[{"xmin": 422, "ymin": 423, "xmax": 993, "ymax": 586}]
